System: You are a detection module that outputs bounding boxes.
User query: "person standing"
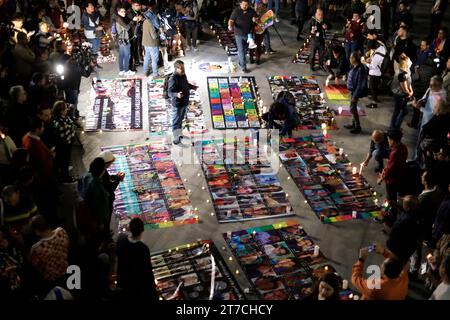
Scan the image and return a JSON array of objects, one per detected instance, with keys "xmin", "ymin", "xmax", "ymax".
[
  {"xmin": 344, "ymin": 51, "xmax": 367, "ymax": 134},
  {"xmin": 142, "ymin": 1, "xmax": 160, "ymax": 80},
  {"xmin": 430, "ymin": 0, "xmax": 448, "ymax": 40},
  {"xmin": 389, "ymin": 53, "xmax": 413, "ymax": 130},
  {"xmin": 127, "ymin": 0, "xmax": 145, "ymax": 71},
  {"xmin": 228, "ymin": 0, "xmax": 258, "ymax": 73},
  {"xmin": 116, "ymin": 6, "xmax": 136, "ymax": 76},
  {"xmin": 183, "ymin": 0, "xmax": 200, "ymax": 52},
  {"xmin": 82, "ymin": 1, "xmax": 103, "ymax": 56},
  {"xmin": 116, "ymin": 218, "xmax": 158, "ymax": 300},
  {"xmin": 168, "ymin": 60, "xmax": 198, "ymax": 145},
  {"xmin": 361, "ymin": 39, "xmax": 385, "ymax": 109},
  {"xmin": 295, "ymin": 0, "xmax": 308, "ymax": 41},
  {"xmin": 305, "ymin": 8, "xmax": 329, "ymax": 72},
  {"xmin": 52, "ymin": 101, "xmax": 76, "ymax": 183},
  {"xmin": 377, "ymin": 129, "xmax": 408, "ymax": 202},
  {"xmin": 344, "ymin": 12, "xmax": 364, "ymax": 59}
]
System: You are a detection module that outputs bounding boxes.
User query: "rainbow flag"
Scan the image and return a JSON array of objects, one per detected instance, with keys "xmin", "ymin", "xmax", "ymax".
[{"xmin": 255, "ymin": 10, "xmax": 274, "ymax": 34}]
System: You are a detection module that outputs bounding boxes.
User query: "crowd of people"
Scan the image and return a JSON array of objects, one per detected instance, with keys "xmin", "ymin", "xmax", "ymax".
[{"xmin": 0, "ymin": 0, "xmax": 449, "ymax": 301}]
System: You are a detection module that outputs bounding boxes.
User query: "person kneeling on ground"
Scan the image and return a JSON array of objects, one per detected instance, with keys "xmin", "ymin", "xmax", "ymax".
[
  {"xmin": 324, "ymin": 45, "xmax": 349, "ymax": 87},
  {"xmin": 262, "ymin": 91, "xmax": 300, "ymax": 138},
  {"xmin": 361, "ymin": 130, "xmax": 389, "ymax": 173}
]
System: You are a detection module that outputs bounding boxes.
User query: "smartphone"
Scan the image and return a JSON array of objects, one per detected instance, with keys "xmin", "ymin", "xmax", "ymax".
[
  {"xmin": 367, "ymin": 245, "xmax": 376, "ymax": 253},
  {"xmin": 420, "ymin": 262, "xmax": 428, "ymax": 275}
]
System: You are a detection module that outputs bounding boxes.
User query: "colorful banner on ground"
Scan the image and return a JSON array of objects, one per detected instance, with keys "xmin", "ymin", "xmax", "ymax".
[
  {"xmin": 208, "ymin": 76, "xmax": 262, "ymax": 129},
  {"xmin": 279, "ymin": 134, "xmax": 381, "ymax": 223},
  {"xmin": 195, "ymin": 137, "xmax": 294, "ymax": 223},
  {"xmin": 267, "ymin": 76, "xmax": 337, "ymax": 130},
  {"xmin": 103, "ymin": 141, "xmax": 198, "ymax": 231},
  {"xmin": 85, "ymin": 78, "xmax": 143, "ymax": 132},
  {"xmin": 152, "ymin": 240, "xmax": 245, "ymax": 300},
  {"xmin": 224, "ymin": 220, "xmax": 354, "ymax": 300},
  {"xmin": 325, "ymin": 84, "xmax": 366, "ymax": 117}
]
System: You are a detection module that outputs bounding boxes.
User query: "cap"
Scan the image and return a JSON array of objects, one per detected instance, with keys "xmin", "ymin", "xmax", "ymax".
[{"xmin": 98, "ymin": 151, "xmax": 115, "ymax": 163}]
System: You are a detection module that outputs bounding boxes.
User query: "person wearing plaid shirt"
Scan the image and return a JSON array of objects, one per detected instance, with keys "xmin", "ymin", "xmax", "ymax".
[
  {"xmin": 52, "ymin": 101, "xmax": 76, "ymax": 182},
  {"xmin": 30, "ymin": 215, "xmax": 69, "ymax": 292}
]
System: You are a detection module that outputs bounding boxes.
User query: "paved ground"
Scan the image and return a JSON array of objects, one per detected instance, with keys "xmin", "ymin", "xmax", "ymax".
[{"xmin": 68, "ymin": 0, "xmax": 449, "ymax": 299}]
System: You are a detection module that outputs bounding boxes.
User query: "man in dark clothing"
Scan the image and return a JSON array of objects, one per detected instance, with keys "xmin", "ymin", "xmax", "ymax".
[
  {"xmin": 116, "ymin": 218, "xmax": 158, "ymax": 300},
  {"xmin": 344, "ymin": 51, "xmax": 367, "ymax": 134},
  {"xmin": 393, "ymin": 1, "xmax": 414, "ymax": 31},
  {"xmin": 127, "ymin": 0, "xmax": 144, "ymax": 71},
  {"xmin": 36, "ymin": 106, "xmax": 56, "ymax": 150},
  {"xmin": 28, "ymin": 73, "xmax": 56, "ymax": 115},
  {"xmin": 430, "ymin": 0, "xmax": 448, "ymax": 39},
  {"xmin": 62, "ymin": 55, "xmax": 84, "ymax": 119},
  {"xmin": 295, "ymin": 0, "xmax": 308, "ymax": 41},
  {"xmin": 387, "ymin": 195, "xmax": 422, "ymax": 263},
  {"xmin": 393, "ymin": 26, "xmax": 417, "ymax": 63},
  {"xmin": 325, "ymin": 45, "xmax": 350, "ymax": 86},
  {"xmin": 432, "ymin": 186, "xmax": 450, "ymax": 247},
  {"xmin": 305, "ymin": 8, "xmax": 330, "ymax": 72},
  {"xmin": 6, "ymin": 85, "xmax": 32, "ymax": 147},
  {"xmin": 262, "ymin": 91, "xmax": 300, "ymax": 137},
  {"xmin": 168, "ymin": 60, "xmax": 197, "ymax": 144},
  {"xmin": 228, "ymin": 0, "xmax": 257, "ymax": 73}
]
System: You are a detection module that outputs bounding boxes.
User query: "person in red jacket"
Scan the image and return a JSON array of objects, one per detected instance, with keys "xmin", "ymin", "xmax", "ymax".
[
  {"xmin": 377, "ymin": 129, "xmax": 408, "ymax": 202},
  {"xmin": 21, "ymin": 118, "xmax": 55, "ymax": 185}
]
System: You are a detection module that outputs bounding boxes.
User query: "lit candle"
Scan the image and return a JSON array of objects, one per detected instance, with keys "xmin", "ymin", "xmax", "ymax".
[
  {"xmin": 322, "ymin": 129, "xmax": 328, "ymax": 137},
  {"xmin": 352, "ymin": 167, "xmax": 357, "ymax": 175},
  {"xmin": 321, "ymin": 123, "xmax": 327, "ymax": 130},
  {"xmin": 338, "ymin": 106, "xmax": 343, "ymax": 115},
  {"xmin": 313, "ymin": 245, "xmax": 320, "ymax": 257},
  {"xmin": 228, "ymin": 256, "xmax": 233, "ymax": 261},
  {"xmin": 339, "ymin": 148, "xmax": 344, "ymax": 156},
  {"xmin": 359, "ymin": 163, "xmax": 363, "ymax": 175},
  {"xmin": 352, "ymin": 211, "xmax": 357, "ymax": 219},
  {"xmin": 353, "ymin": 295, "xmax": 360, "ymax": 300},
  {"xmin": 227, "ymin": 211, "xmax": 232, "ymax": 218},
  {"xmin": 227, "ymin": 231, "xmax": 232, "ymax": 238},
  {"xmin": 235, "ymin": 270, "xmax": 240, "ymax": 275},
  {"xmin": 252, "ymin": 230, "xmax": 257, "ymax": 237},
  {"xmin": 342, "ymin": 280, "xmax": 348, "ymax": 290},
  {"xmin": 211, "ymin": 212, "xmax": 215, "ymax": 216}
]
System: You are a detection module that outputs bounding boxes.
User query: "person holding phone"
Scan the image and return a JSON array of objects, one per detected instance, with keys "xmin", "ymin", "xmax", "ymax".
[
  {"xmin": 305, "ymin": 8, "xmax": 330, "ymax": 72},
  {"xmin": 351, "ymin": 242, "xmax": 408, "ymax": 300},
  {"xmin": 168, "ymin": 60, "xmax": 198, "ymax": 144}
]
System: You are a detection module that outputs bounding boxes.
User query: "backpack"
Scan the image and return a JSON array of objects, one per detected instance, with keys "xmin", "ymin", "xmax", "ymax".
[
  {"xmin": 163, "ymin": 73, "xmax": 173, "ymax": 99},
  {"xmin": 374, "ymin": 49, "xmax": 393, "ymax": 77}
]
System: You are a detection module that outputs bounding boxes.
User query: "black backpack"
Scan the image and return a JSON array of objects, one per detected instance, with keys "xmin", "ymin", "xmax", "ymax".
[{"xmin": 163, "ymin": 73, "xmax": 173, "ymax": 99}]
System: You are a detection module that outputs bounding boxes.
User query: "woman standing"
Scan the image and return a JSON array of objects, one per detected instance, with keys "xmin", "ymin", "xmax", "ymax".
[
  {"xmin": 389, "ymin": 53, "xmax": 413, "ymax": 130},
  {"xmin": 116, "ymin": 6, "xmax": 136, "ymax": 76},
  {"xmin": 52, "ymin": 101, "xmax": 76, "ymax": 183}
]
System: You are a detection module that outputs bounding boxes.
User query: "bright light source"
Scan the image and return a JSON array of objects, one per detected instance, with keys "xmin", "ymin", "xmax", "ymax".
[{"xmin": 56, "ymin": 64, "xmax": 64, "ymax": 75}]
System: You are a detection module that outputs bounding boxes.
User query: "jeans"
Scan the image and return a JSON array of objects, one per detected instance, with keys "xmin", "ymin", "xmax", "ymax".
[
  {"xmin": 171, "ymin": 101, "xmax": 188, "ymax": 140},
  {"xmin": 118, "ymin": 43, "xmax": 131, "ymax": 72},
  {"xmin": 144, "ymin": 46, "xmax": 160, "ymax": 77},
  {"xmin": 390, "ymin": 94, "xmax": 408, "ymax": 129},
  {"xmin": 184, "ymin": 21, "xmax": 198, "ymax": 48},
  {"xmin": 263, "ymin": 30, "xmax": 271, "ymax": 51},
  {"xmin": 88, "ymin": 38, "xmax": 100, "ymax": 55},
  {"xmin": 372, "ymin": 146, "xmax": 389, "ymax": 170},
  {"xmin": 344, "ymin": 40, "xmax": 360, "ymax": 60},
  {"xmin": 268, "ymin": 0, "xmax": 280, "ymax": 16},
  {"xmin": 235, "ymin": 35, "xmax": 249, "ymax": 69}
]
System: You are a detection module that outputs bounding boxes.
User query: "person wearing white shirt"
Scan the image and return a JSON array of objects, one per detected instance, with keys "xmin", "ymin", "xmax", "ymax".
[
  {"xmin": 362, "ymin": 39, "xmax": 386, "ymax": 108},
  {"xmin": 430, "ymin": 254, "xmax": 450, "ymax": 300}
]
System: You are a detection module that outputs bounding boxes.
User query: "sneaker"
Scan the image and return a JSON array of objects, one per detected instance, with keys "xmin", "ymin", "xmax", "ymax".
[
  {"xmin": 125, "ymin": 70, "xmax": 136, "ymax": 76},
  {"xmin": 267, "ymin": 49, "xmax": 276, "ymax": 54},
  {"xmin": 147, "ymin": 75, "xmax": 154, "ymax": 83},
  {"xmin": 193, "ymin": 47, "xmax": 199, "ymax": 52},
  {"xmin": 186, "ymin": 46, "xmax": 192, "ymax": 51},
  {"xmin": 248, "ymin": 38, "xmax": 257, "ymax": 49},
  {"xmin": 241, "ymin": 67, "xmax": 249, "ymax": 73},
  {"xmin": 172, "ymin": 137, "xmax": 181, "ymax": 145},
  {"xmin": 275, "ymin": 18, "xmax": 280, "ymax": 23},
  {"xmin": 350, "ymin": 127, "xmax": 362, "ymax": 134},
  {"xmin": 118, "ymin": 71, "xmax": 125, "ymax": 76}
]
